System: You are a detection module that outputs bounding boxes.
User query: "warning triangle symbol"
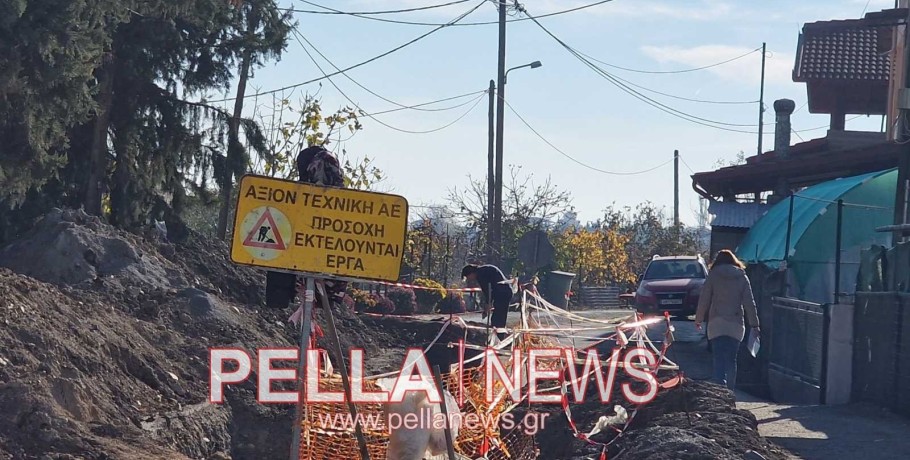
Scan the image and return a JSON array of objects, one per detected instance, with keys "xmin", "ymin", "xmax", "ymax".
[{"xmin": 242, "ymin": 208, "xmax": 287, "ymax": 250}]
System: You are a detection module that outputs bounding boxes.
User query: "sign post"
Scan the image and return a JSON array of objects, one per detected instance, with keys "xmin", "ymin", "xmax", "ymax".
[
  {"xmin": 230, "ymin": 174, "xmax": 409, "ymax": 460},
  {"xmin": 290, "ymin": 278, "xmax": 315, "ymax": 460}
]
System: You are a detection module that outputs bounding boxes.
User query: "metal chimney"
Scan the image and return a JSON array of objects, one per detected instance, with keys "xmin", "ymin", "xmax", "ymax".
[{"xmin": 774, "ymin": 99, "xmax": 796, "ymax": 158}]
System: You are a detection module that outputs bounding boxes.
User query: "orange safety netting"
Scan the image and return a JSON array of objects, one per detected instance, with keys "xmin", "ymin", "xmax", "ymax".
[
  {"xmin": 297, "ymin": 329, "xmax": 566, "ymax": 460},
  {"xmin": 298, "ymin": 366, "xmax": 540, "ymax": 460}
]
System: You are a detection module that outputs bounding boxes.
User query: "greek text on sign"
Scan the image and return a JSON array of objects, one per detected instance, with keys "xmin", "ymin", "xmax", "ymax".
[{"xmin": 230, "ymin": 174, "xmax": 408, "ymax": 282}]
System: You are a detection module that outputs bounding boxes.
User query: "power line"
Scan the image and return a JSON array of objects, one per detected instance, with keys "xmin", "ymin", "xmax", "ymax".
[
  {"xmin": 794, "ymin": 115, "xmax": 862, "ymax": 133},
  {"xmin": 791, "ymin": 192, "xmax": 892, "ymax": 211},
  {"xmin": 292, "ymin": 28, "xmax": 485, "ymax": 134},
  {"xmin": 289, "ymin": 0, "xmax": 616, "ymax": 27},
  {"xmin": 206, "ymin": 0, "xmax": 487, "ymax": 103},
  {"xmin": 292, "ymin": 0, "xmax": 472, "ymax": 15},
  {"xmin": 519, "ymin": 5, "xmax": 764, "ymax": 134},
  {"xmin": 576, "ymin": 46, "xmax": 762, "ymax": 75},
  {"xmin": 369, "ymin": 91, "xmax": 487, "ymax": 115},
  {"xmin": 289, "ymin": 23, "xmax": 484, "ymax": 113},
  {"xmin": 504, "ymin": 98, "xmax": 675, "ymax": 176},
  {"xmin": 607, "ymin": 72, "xmax": 760, "ymax": 105},
  {"xmin": 254, "ymin": 89, "xmax": 484, "ymax": 136},
  {"xmin": 678, "ymin": 154, "xmax": 697, "ymax": 175}
]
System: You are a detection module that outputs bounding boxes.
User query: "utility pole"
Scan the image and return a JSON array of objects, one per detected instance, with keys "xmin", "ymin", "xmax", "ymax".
[
  {"xmin": 674, "ymin": 150, "xmax": 680, "ymax": 228},
  {"xmin": 758, "ymin": 42, "xmax": 766, "ymax": 156},
  {"xmin": 443, "ymin": 225, "xmax": 451, "ymax": 286},
  {"xmin": 492, "ymin": 0, "xmax": 508, "ymax": 266},
  {"xmin": 895, "ymin": 3, "xmax": 910, "ymax": 240},
  {"xmin": 487, "ymin": 80, "xmax": 496, "ymax": 262}
]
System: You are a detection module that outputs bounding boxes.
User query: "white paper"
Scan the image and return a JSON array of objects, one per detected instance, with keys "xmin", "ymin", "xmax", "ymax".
[{"xmin": 748, "ymin": 329, "xmax": 761, "ymax": 358}]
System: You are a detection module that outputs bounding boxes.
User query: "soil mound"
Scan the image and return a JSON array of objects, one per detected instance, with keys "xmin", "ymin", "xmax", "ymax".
[
  {"xmin": 532, "ymin": 378, "xmax": 791, "ymax": 460},
  {"xmin": 0, "ymin": 209, "xmax": 440, "ymax": 459},
  {"xmin": 0, "ymin": 209, "xmax": 185, "ymax": 289}
]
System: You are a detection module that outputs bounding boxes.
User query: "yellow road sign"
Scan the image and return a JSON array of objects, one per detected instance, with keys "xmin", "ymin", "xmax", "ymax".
[{"xmin": 230, "ymin": 174, "xmax": 408, "ymax": 282}]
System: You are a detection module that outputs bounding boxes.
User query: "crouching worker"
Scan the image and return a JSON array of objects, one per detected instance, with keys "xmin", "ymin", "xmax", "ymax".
[{"xmin": 462, "ymin": 264, "xmax": 513, "ymax": 340}]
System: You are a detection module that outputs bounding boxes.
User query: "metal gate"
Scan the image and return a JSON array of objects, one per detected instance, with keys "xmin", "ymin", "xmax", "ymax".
[{"xmin": 769, "ymin": 296, "xmax": 826, "ymax": 386}]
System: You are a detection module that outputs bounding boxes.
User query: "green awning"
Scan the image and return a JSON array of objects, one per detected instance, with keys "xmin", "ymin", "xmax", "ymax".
[{"xmin": 735, "ymin": 169, "xmax": 896, "ymax": 303}]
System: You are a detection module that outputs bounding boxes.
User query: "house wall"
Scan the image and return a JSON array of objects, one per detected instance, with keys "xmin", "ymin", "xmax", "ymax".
[{"xmin": 710, "ymin": 226, "xmax": 749, "ymax": 259}]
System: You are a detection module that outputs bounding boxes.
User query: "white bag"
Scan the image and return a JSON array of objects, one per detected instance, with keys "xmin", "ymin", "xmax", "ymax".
[{"xmin": 747, "ymin": 328, "xmax": 761, "ymax": 358}]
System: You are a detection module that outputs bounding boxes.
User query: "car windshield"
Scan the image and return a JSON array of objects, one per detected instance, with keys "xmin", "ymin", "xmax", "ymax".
[{"xmin": 643, "ymin": 260, "xmax": 705, "ymax": 280}]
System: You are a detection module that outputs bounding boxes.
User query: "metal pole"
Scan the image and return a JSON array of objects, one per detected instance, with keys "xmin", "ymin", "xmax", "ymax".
[
  {"xmin": 834, "ymin": 199, "xmax": 844, "ymax": 303},
  {"xmin": 758, "ymin": 42, "xmax": 766, "ymax": 156},
  {"xmin": 784, "ymin": 195, "xmax": 795, "ymax": 262},
  {"xmin": 673, "ymin": 150, "xmax": 680, "ymax": 228},
  {"xmin": 493, "ymin": 0, "xmax": 508, "ymax": 266},
  {"xmin": 820, "ymin": 303, "xmax": 830, "ymax": 405},
  {"xmin": 486, "ymin": 283, "xmax": 493, "ymax": 344},
  {"xmin": 487, "ymin": 80, "xmax": 496, "ymax": 262},
  {"xmin": 317, "ymin": 282, "xmax": 371, "ymax": 460},
  {"xmin": 290, "ymin": 278, "xmax": 315, "ymax": 460},
  {"xmin": 444, "ymin": 226, "xmax": 451, "ymax": 286},
  {"xmin": 431, "ymin": 365, "xmax": 458, "ymax": 460},
  {"xmin": 895, "ymin": 297, "xmax": 905, "ymax": 408}
]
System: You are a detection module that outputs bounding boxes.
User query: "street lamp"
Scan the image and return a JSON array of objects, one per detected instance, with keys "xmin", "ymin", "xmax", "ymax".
[
  {"xmin": 490, "ymin": 60, "xmax": 542, "ymax": 265},
  {"xmin": 504, "ymin": 61, "xmax": 542, "ymax": 84}
]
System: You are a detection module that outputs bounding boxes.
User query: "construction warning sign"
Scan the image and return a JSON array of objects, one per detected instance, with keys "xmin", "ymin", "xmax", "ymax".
[
  {"xmin": 230, "ymin": 174, "xmax": 408, "ymax": 282},
  {"xmin": 239, "ymin": 206, "xmax": 291, "ymax": 260}
]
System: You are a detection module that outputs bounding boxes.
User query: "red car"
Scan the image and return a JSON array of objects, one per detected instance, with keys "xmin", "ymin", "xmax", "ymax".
[{"xmin": 634, "ymin": 255, "xmax": 708, "ymax": 319}]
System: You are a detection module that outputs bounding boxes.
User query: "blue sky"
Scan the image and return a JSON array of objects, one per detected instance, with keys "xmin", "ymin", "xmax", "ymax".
[{"xmin": 212, "ymin": 0, "xmax": 897, "ymax": 225}]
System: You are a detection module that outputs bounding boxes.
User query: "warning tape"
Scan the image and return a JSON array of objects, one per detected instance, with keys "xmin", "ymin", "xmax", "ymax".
[
  {"xmin": 371, "ymin": 278, "xmax": 533, "ymax": 294},
  {"xmin": 372, "ymin": 280, "xmax": 481, "ymax": 292},
  {"xmin": 555, "ymin": 310, "xmax": 681, "ymax": 458}
]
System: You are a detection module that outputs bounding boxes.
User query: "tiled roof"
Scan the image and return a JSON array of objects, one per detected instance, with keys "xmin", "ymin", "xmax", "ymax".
[
  {"xmin": 794, "ymin": 19, "xmax": 891, "ymax": 81},
  {"xmin": 708, "ymin": 201, "xmax": 772, "ymax": 229}
]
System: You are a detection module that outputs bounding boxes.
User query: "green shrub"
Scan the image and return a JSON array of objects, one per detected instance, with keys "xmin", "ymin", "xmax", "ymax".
[
  {"xmin": 412, "ymin": 278, "xmax": 447, "ymax": 313},
  {"xmin": 387, "ymin": 287, "xmax": 417, "ymax": 315}
]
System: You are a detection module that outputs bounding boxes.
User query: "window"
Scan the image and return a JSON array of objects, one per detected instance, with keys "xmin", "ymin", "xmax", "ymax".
[{"xmin": 643, "ymin": 260, "xmax": 705, "ymax": 280}]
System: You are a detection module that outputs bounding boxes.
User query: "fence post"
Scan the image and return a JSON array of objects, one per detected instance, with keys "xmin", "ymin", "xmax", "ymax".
[
  {"xmin": 820, "ymin": 303, "xmax": 831, "ymax": 405},
  {"xmin": 834, "ymin": 199, "xmax": 844, "ymax": 303},
  {"xmin": 895, "ymin": 295, "xmax": 905, "ymax": 412},
  {"xmin": 784, "ymin": 194, "xmax": 794, "ymax": 262}
]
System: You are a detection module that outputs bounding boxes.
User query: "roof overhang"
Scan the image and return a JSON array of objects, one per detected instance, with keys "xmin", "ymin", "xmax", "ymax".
[{"xmin": 692, "ymin": 136, "xmax": 901, "ymax": 198}]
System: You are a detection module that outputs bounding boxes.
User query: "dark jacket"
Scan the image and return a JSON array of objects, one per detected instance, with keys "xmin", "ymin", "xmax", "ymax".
[{"xmin": 475, "ymin": 265, "xmax": 509, "ymax": 302}]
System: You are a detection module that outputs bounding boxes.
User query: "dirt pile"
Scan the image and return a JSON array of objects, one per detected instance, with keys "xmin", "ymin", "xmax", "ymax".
[
  {"xmin": 0, "ymin": 209, "xmax": 185, "ymax": 289},
  {"xmin": 0, "ymin": 209, "xmax": 450, "ymax": 460},
  {"xmin": 531, "ymin": 378, "xmax": 791, "ymax": 460}
]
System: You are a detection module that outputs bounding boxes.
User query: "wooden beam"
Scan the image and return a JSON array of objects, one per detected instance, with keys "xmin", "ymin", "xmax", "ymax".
[{"xmin": 830, "ymin": 112, "xmax": 846, "ymax": 131}]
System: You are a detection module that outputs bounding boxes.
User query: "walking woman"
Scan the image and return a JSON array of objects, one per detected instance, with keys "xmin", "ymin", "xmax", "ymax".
[{"xmin": 695, "ymin": 250, "xmax": 760, "ymax": 391}]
